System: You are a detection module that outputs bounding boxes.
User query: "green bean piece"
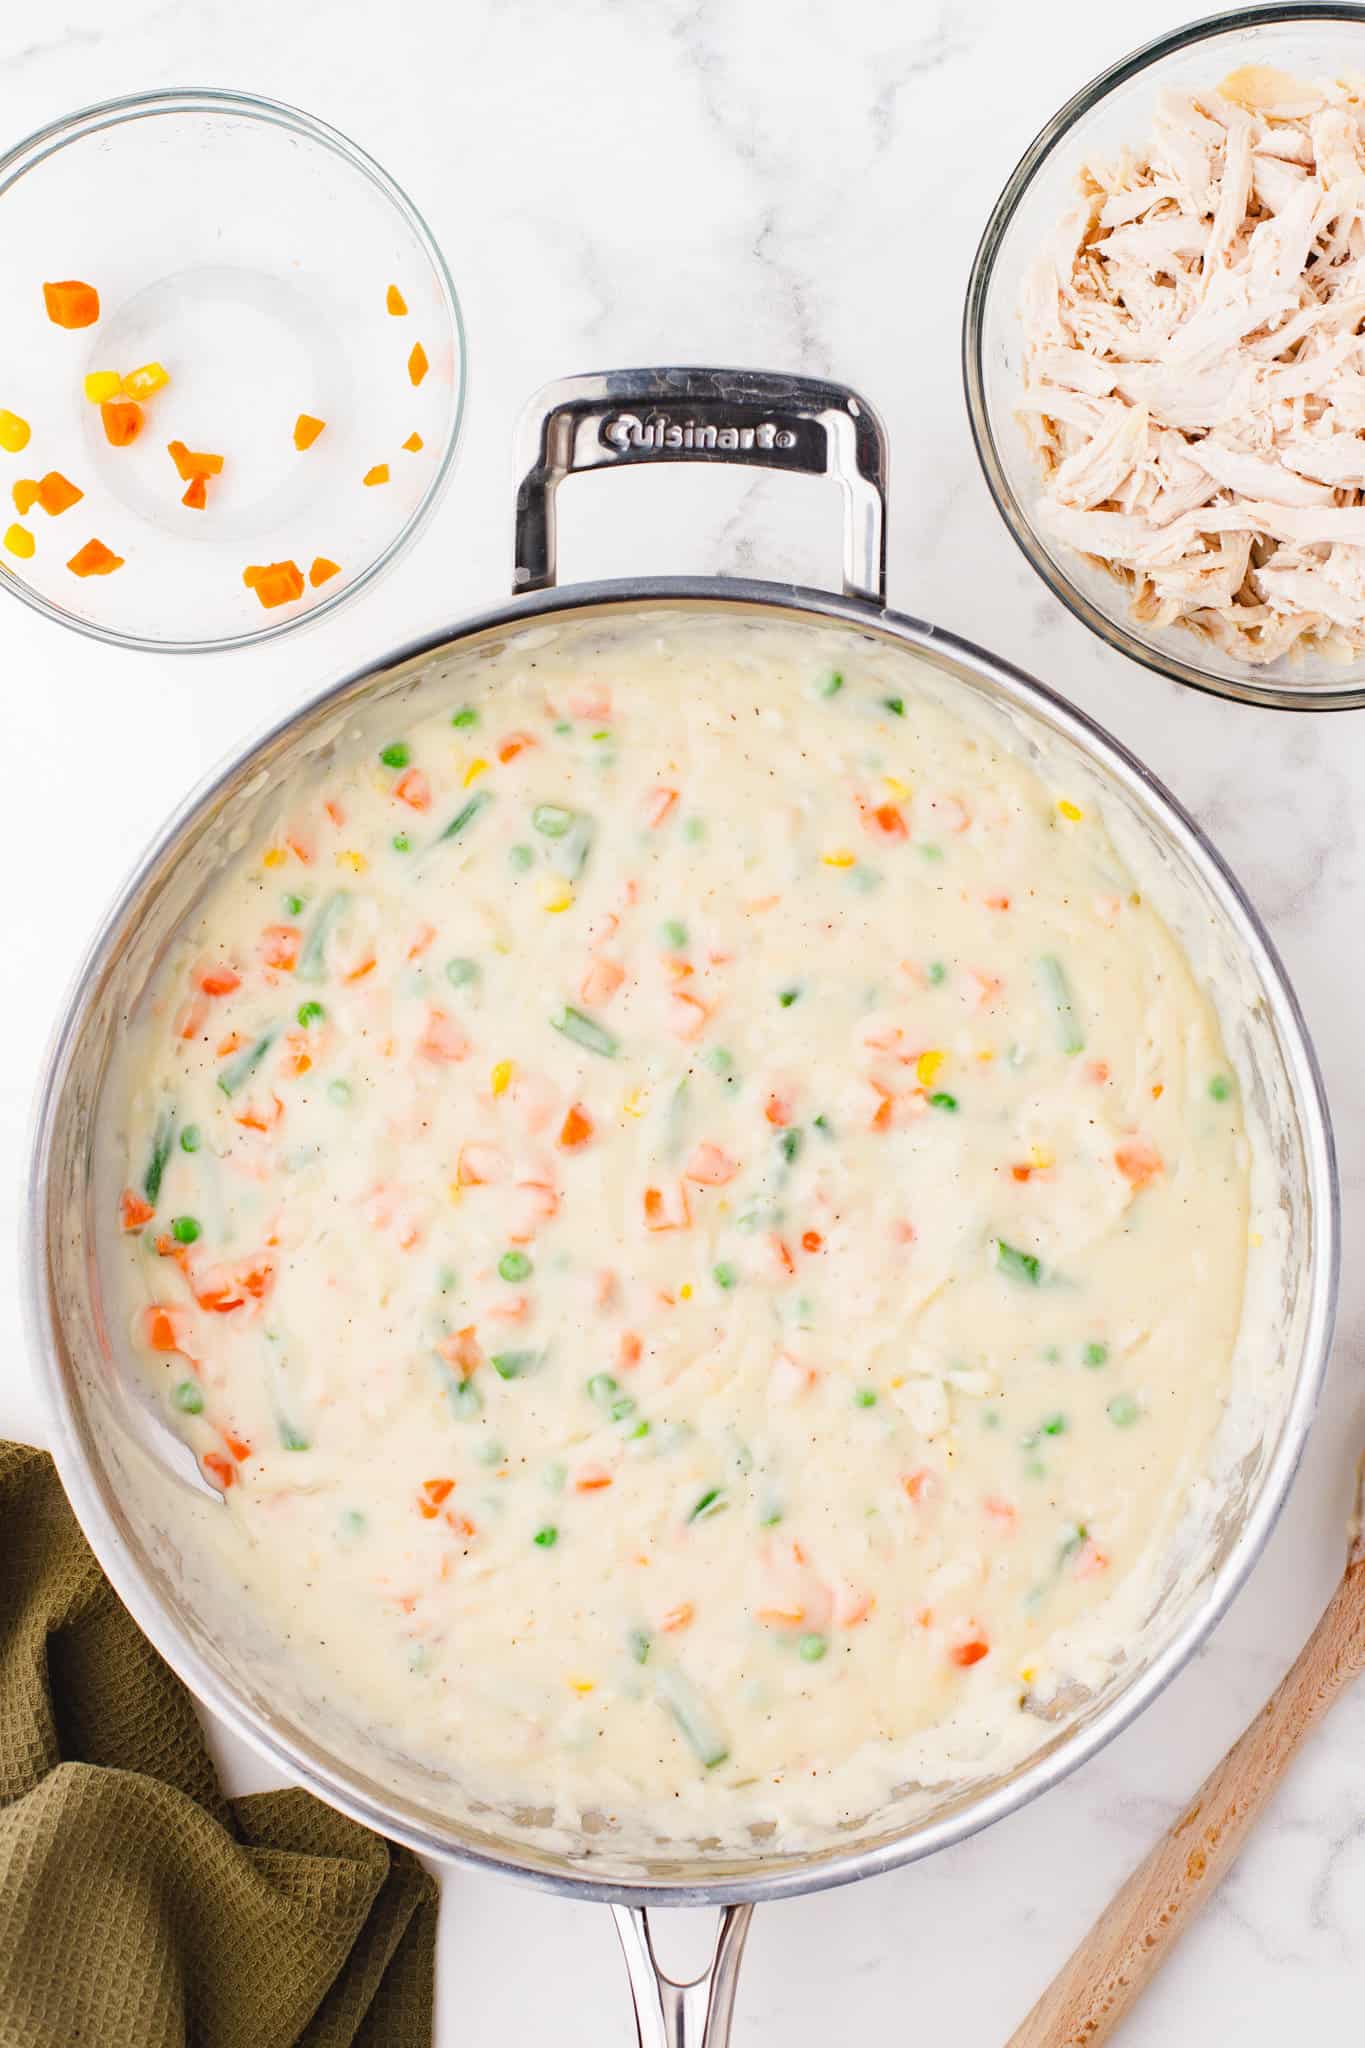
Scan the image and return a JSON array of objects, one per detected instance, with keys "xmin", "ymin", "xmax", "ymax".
[
  {"xmin": 992, "ymin": 1238, "xmax": 1041, "ymax": 1285},
  {"xmin": 687, "ymin": 1487, "xmax": 726, "ymax": 1523},
  {"xmin": 296, "ymin": 891, "xmax": 351, "ymax": 982},
  {"xmin": 142, "ymin": 1106, "xmax": 176, "ymax": 1205},
  {"xmin": 1038, "ymin": 954, "xmax": 1084, "ymax": 1056},
  {"xmin": 296, "ymin": 1001, "xmax": 324, "ymax": 1027},
  {"xmin": 278, "ymin": 1419, "xmax": 310, "ymax": 1451},
  {"xmin": 713, "ymin": 1262, "xmax": 737, "ymax": 1290},
  {"xmin": 451, "ymin": 706, "xmax": 479, "ymax": 729},
  {"xmin": 929, "ymin": 1091, "xmax": 958, "ymax": 1112},
  {"xmin": 491, "ymin": 1350, "xmax": 536, "ymax": 1380},
  {"xmin": 552, "ymin": 1006, "xmax": 618, "ymax": 1058},
  {"xmin": 217, "ymin": 1032, "xmax": 277, "ymax": 1097},
  {"xmin": 818, "ymin": 671, "xmax": 844, "ymax": 699},
  {"xmin": 533, "ymin": 1525, "xmax": 558, "ymax": 1548},
  {"xmin": 435, "ymin": 790, "xmax": 491, "ymax": 844},
  {"xmin": 883, "ymin": 696, "xmax": 904, "ymax": 716},
  {"xmin": 657, "ymin": 1669, "xmax": 729, "ymax": 1770},
  {"xmin": 1082, "ymin": 1341, "xmax": 1108, "ymax": 1368},
  {"xmin": 778, "ymin": 987, "xmax": 800, "ymax": 1008},
  {"xmin": 628, "ymin": 1627, "xmax": 652, "ymax": 1666},
  {"xmin": 587, "ymin": 1373, "xmax": 620, "ymax": 1408},
  {"xmin": 179, "ymin": 1125, "xmax": 200, "ymax": 1153},
  {"xmin": 532, "ymin": 803, "xmax": 574, "ymax": 837}
]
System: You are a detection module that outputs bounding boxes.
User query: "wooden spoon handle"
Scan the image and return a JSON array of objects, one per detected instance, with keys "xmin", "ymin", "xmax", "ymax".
[{"xmin": 1007, "ymin": 1554, "xmax": 1365, "ymax": 2048}]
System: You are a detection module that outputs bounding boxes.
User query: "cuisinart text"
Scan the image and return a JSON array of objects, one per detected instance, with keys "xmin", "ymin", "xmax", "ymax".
[{"xmin": 602, "ymin": 411, "xmax": 799, "ymax": 454}]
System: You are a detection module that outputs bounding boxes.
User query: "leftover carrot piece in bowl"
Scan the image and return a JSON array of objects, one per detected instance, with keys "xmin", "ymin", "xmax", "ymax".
[
  {"xmin": 83, "ymin": 370, "xmax": 121, "ymax": 403},
  {"xmin": 408, "ymin": 342, "xmax": 428, "ymax": 386},
  {"xmin": 121, "ymin": 361, "xmax": 170, "ymax": 399},
  {"xmin": 363, "ymin": 463, "xmax": 389, "ymax": 486},
  {"xmin": 0, "ymin": 411, "xmax": 31, "ymax": 454},
  {"xmin": 100, "ymin": 400, "xmax": 143, "ymax": 447},
  {"xmin": 402, "ymin": 431, "xmax": 424, "ymax": 452},
  {"xmin": 37, "ymin": 471, "xmax": 82, "ymax": 515},
  {"xmin": 243, "ymin": 560, "xmax": 304, "ymax": 608},
  {"xmin": 309, "ymin": 556, "xmax": 340, "ymax": 587},
  {"xmin": 43, "ymin": 279, "xmax": 100, "ymax": 328},
  {"xmin": 386, "ymin": 284, "xmax": 407, "ymax": 315},
  {"xmin": 4, "ymin": 524, "xmax": 34, "ymax": 559},
  {"xmin": 182, "ymin": 477, "xmax": 207, "ymax": 510},
  {"xmin": 68, "ymin": 537, "xmax": 123, "ymax": 576},
  {"xmin": 167, "ymin": 440, "xmax": 224, "ymax": 481},
  {"xmin": 12, "ymin": 480, "xmax": 39, "ymax": 515},
  {"xmin": 293, "ymin": 413, "xmax": 325, "ymax": 451}
]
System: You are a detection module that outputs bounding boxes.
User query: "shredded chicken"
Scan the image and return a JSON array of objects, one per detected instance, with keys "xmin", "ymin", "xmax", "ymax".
[{"xmin": 1020, "ymin": 65, "xmax": 1365, "ymax": 665}]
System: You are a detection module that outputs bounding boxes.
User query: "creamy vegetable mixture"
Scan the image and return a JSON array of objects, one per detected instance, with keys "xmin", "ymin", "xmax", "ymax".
[{"xmin": 109, "ymin": 616, "xmax": 1249, "ymax": 1830}]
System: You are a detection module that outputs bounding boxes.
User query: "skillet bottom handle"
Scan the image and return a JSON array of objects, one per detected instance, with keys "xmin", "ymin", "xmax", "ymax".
[{"xmin": 612, "ymin": 1903, "xmax": 754, "ymax": 2048}]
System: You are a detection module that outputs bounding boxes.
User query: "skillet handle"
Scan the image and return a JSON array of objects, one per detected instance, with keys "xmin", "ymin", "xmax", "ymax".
[
  {"xmin": 512, "ymin": 366, "xmax": 887, "ymax": 603},
  {"xmin": 612, "ymin": 1904, "xmax": 754, "ymax": 2048}
]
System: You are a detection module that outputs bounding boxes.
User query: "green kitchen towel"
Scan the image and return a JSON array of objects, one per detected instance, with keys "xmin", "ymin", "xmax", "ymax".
[{"xmin": 0, "ymin": 1443, "xmax": 437, "ymax": 2048}]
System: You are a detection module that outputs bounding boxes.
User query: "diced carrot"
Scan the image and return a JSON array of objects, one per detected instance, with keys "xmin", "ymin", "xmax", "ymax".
[
  {"xmin": 222, "ymin": 1430, "xmax": 252, "ymax": 1463},
  {"xmin": 644, "ymin": 786, "xmax": 677, "ymax": 829},
  {"xmin": 202, "ymin": 1452, "xmax": 235, "ymax": 1489},
  {"xmin": 37, "ymin": 471, "xmax": 82, "ymax": 515},
  {"xmin": 891, "ymin": 1217, "xmax": 916, "ymax": 1246},
  {"xmin": 438, "ymin": 1326, "xmax": 483, "ymax": 1377},
  {"xmin": 234, "ymin": 1095, "xmax": 283, "ymax": 1133},
  {"xmin": 579, "ymin": 957, "xmax": 624, "ymax": 1006},
  {"xmin": 1115, "ymin": 1139, "xmax": 1162, "ymax": 1191},
  {"xmin": 309, "ymin": 556, "xmax": 340, "ymax": 587},
  {"xmin": 421, "ymin": 1476, "xmax": 455, "ymax": 1507},
  {"xmin": 575, "ymin": 1465, "xmax": 614, "ymax": 1492},
  {"xmin": 167, "ymin": 441, "xmax": 225, "ymax": 481},
  {"xmin": 769, "ymin": 1350, "xmax": 814, "ymax": 1401},
  {"xmin": 43, "ymin": 280, "xmax": 100, "ymax": 328},
  {"xmin": 143, "ymin": 1305, "xmax": 185, "ymax": 1353},
  {"xmin": 67, "ymin": 538, "xmax": 123, "ymax": 577},
  {"xmin": 457, "ymin": 1142, "xmax": 507, "ymax": 1186},
  {"xmin": 242, "ymin": 560, "xmax": 304, "ymax": 608},
  {"xmin": 363, "ymin": 463, "xmax": 389, "ymax": 486},
  {"xmin": 197, "ymin": 963, "xmax": 240, "ymax": 997},
  {"xmin": 685, "ymin": 1142, "xmax": 737, "ymax": 1186},
  {"xmin": 217, "ymin": 1033, "xmax": 244, "ymax": 1057},
  {"xmin": 260, "ymin": 924, "xmax": 301, "ymax": 971},
  {"xmin": 12, "ymin": 480, "xmax": 40, "ymax": 515},
  {"xmin": 983, "ymin": 1496, "xmax": 1018, "ymax": 1531},
  {"xmin": 386, "ymin": 284, "xmax": 408, "ymax": 316},
  {"xmin": 801, "ymin": 1229, "xmax": 824, "ymax": 1253},
  {"xmin": 408, "ymin": 341, "xmax": 429, "ymax": 385},
  {"xmin": 756, "ymin": 1602, "xmax": 806, "ymax": 1627},
  {"xmin": 559, "ymin": 1103, "xmax": 594, "ymax": 1150},
  {"xmin": 770, "ymin": 1235, "xmax": 796, "ymax": 1279},
  {"xmin": 406, "ymin": 922, "xmax": 436, "ymax": 960},
  {"xmin": 643, "ymin": 1184, "xmax": 691, "ymax": 1232},
  {"xmin": 395, "ymin": 768, "xmax": 430, "ymax": 810},
  {"xmin": 832, "ymin": 1583, "xmax": 874, "ymax": 1628},
  {"xmin": 418, "ymin": 1007, "xmax": 469, "ymax": 1062},
  {"xmin": 950, "ymin": 1638, "xmax": 990, "ymax": 1668},
  {"xmin": 901, "ymin": 1469, "xmax": 938, "ymax": 1504},
  {"xmin": 174, "ymin": 995, "xmax": 209, "ymax": 1040},
  {"xmin": 402, "ymin": 431, "xmax": 424, "ymax": 452},
  {"xmin": 863, "ymin": 801, "xmax": 907, "ymax": 840},
  {"xmin": 869, "ymin": 1082, "xmax": 894, "ymax": 1131},
  {"xmin": 182, "ymin": 477, "xmax": 207, "ymax": 510},
  {"xmin": 618, "ymin": 1331, "xmax": 642, "ymax": 1369},
  {"xmin": 119, "ymin": 1189, "xmax": 155, "ymax": 1232},
  {"xmin": 280, "ymin": 1030, "xmax": 311, "ymax": 1078},
  {"xmin": 764, "ymin": 1091, "xmax": 792, "ymax": 1127},
  {"xmin": 669, "ymin": 990, "xmax": 709, "ymax": 1040},
  {"xmin": 985, "ymin": 892, "xmax": 1011, "ymax": 911},
  {"xmin": 660, "ymin": 1601, "xmax": 694, "ymax": 1631},
  {"xmin": 293, "ymin": 413, "xmax": 326, "ymax": 450},
  {"xmin": 1074, "ymin": 1540, "xmax": 1109, "ymax": 1579},
  {"xmin": 100, "ymin": 400, "xmax": 142, "ymax": 447},
  {"xmin": 1011, "ymin": 1164, "xmax": 1032, "ymax": 1182},
  {"xmin": 497, "ymin": 731, "xmax": 535, "ymax": 764}
]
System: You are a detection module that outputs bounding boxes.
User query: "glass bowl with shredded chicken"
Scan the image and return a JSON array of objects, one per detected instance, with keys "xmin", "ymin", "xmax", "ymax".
[{"xmin": 965, "ymin": 6, "xmax": 1365, "ymax": 711}]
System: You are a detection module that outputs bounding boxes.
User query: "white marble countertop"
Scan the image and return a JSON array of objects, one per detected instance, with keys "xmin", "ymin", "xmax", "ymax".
[{"xmin": 4, "ymin": 1, "xmax": 1365, "ymax": 2039}]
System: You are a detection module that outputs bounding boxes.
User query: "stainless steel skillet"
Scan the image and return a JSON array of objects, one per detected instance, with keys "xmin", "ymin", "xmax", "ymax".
[{"xmin": 26, "ymin": 368, "xmax": 1338, "ymax": 2045}]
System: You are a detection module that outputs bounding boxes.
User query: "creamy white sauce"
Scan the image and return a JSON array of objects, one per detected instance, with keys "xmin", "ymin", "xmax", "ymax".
[{"xmin": 107, "ymin": 617, "xmax": 1250, "ymax": 1835}]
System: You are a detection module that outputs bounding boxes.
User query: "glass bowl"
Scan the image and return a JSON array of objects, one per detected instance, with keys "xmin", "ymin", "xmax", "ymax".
[
  {"xmin": 0, "ymin": 89, "xmax": 465, "ymax": 652},
  {"xmin": 963, "ymin": 5, "xmax": 1365, "ymax": 712}
]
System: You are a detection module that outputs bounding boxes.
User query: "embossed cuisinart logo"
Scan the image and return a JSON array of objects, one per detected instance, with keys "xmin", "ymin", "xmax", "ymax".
[{"xmin": 602, "ymin": 411, "xmax": 798, "ymax": 454}]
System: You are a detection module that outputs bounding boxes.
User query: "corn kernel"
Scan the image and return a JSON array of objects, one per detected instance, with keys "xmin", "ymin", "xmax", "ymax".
[
  {"xmin": 121, "ymin": 361, "xmax": 170, "ymax": 400},
  {"xmin": 262, "ymin": 847, "xmax": 286, "ymax": 869},
  {"xmin": 0, "ymin": 410, "xmax": 31, "ymax": 454},
  {"xmin": 4, "ymin": 523, "xmax": 34, "ymax": 559},
  {"xmin": 1019, "ymin": 1665, "xmax": 1036, "ymax": 1684},
  {"xmin": 889, "ymin": 1373, "xmax": 905, "ymax": 1389},
  {"xmin": 622, "ymin": 1088, "xmax": 647, "ymax": 1118},
  {"xmin": 568, "ymin": 1677, "xmax": 594, "ymax": 1694},
  {"xmin": 491, "ymin": 1059, "xmax": 513, "ymax": 1097},
  {"xmin": 821, "ymin": 849, "xmax": 855, "ymax": 868},
  {"xmin": 83, "ymin": 370, "xmax": 121, "ymax": 403},
  {"xmin": 447, "ymin": 1182, "xmax": 463, "ymax": 1206},
  {"xmin": 1029, "ymin": 1145, "xmax": 1054, "ymax": 1169},
  {"xmin": 541, "ymin": 881, "xmax": 573, "ymax": 913},
  {"xmin": 884, "ymin": 776, "xmax": 910, "ymax": 800},
  {"xmin": 976, "ymin": 1047, "xmax": 995, "ymax": 1062},
  {"xmin": 12, "ymin": 480, "xmax": 39, "ymax": 515},
  {"xmin": 1057, "ymin": 799, "xmax": 1083, "ymax": 822},
  {"xmin": 679, "ymin": 1282, "xmax": 693, "ymax": 1301},
  {"xmin": 915, "ymin": 1049, "xmax": 945, "ymax": 1087},
  {"xmin": 337, "ymin": 850, "xmax": 368, "ymax": 873},
  {"xmin": 464, "ymin": 758, "xmax": 488, "ymax": 786},
  {"xmin": 1249, "ymin": 1230, "xmax": 1263, "ymax": 1249}
]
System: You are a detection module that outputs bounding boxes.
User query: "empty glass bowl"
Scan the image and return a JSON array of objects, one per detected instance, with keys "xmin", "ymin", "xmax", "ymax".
[
  {"xmin": 0, "ymin": 89, "xmax": 465, "ymax": 651},
  {"xmin": 964, "ymin": 6, "xmax": 1365, "ymax": 711}
]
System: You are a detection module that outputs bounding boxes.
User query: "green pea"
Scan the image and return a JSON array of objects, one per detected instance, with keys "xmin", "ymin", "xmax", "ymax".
[
  {"xmin": 509, "ymin": 843, "xmax": 534, "ymax": 871},
  {"xmin": 533, "ymin": 804, "xmax": 574, "ymax": 838},
  {"xmin": 392, "ymin": 833, "xmax": 412, "ymax": 852},
  {"xmin": 1108, "ymin": 1393, "xmax": 1140, "ymax": 1427},
  {"xmin": 818, "ymin": 671, "xmax": 844, "ymax": 699},
  {"xmin": 662, "ymin": 919, "xmax": 688, "ymax": 949},
  {"xmin": 339, "ymin": 1508, "xmax": 366, "ymax": 1538},
  {"xmin": 1042, "ymin": 1413, "xmax": 1067, "ymax": 1436},
  {"xmin": 883, "ymin": 696, "xmax": 904, "ymax": 716},
  {"xmin": 170, "ymin": 1216, "xmax": 200, "ymax": 1245},
  {"xmin": 297, "ymin": 1001, "xmax": 324, "ymax": 1027},
  {"xmin": 683, "ymin": 816, "xmax": 706, "ymax": 843},
  {"xmin": 798, "ymin": 1633, "xmax": 828, "ymax": 1662},
  {"xmin": 713, "ymin": 1262, "xmax": 737, "ymax": 1290},
  {"xmin": 327, "ymin": 1079, "xmax": 352, "ymax": 1106},
  {"xmin": 927, "ymin": 961, "xmax": 946, "ymax": 985},
  {"xmin": 475, "ymin": 1438, "xmax": 505, "ymax": 1467},
  {"xmin": 498, "ymin": 1250, "xmax": 532, "ymax": 1283},
  {"xmin": 778, "ymin": 987, "xmax": 800, "ymax": 1007},
  {"xmin": 451, "ymin": 707, "xmax": 478, "ymax": 728},
  {"xmin": 919, "ymin": 843, "xmax": 944, "ymax": 863},
  {"xmin": 1209, "ymin": 1075, "xmax": 1232, "ymax": 1102},
  {"xmin": 1082, "ymin": 1341, "xmax": 1108, "ymax": 1368},
  {"xmin": 179, "ymin": 1126, "xmax": 200, "ymax": 1154},
  {"xmin": 284, "ymin": 893, "xmax": 305, "ymax": 916},
  {"xmin": 855, "ymin": 1388, "xmax": 877, "ymax": 1408},
  {"xmin": 628, "ymin": 1419, "xmax": 651, "ymax": 1440},
  {"xmin": 553, "ymin": 719, "xmax": 572, "ymax": 735},
  {"xmin": 380, "ymin": 741, "xmax": 410, "ymax": 768},
  {"xmin": 446, "ymin": 957, "xmax": 478, "ymax": 987},
  {"xmin": 587, "ymin": 1372, "xmax": 619, "ymax": 1406},
  {"xmin": 707, "ymin": 1047, "xmax": 734, "ymax": 1076},
  {"xmin": 171, "ymin": 1379, "xmax": 203, "ymax": 1414},
  {"xmin": 610, "ymin": 1395, "xmax": 637, "ymax": 1422},
  {"xmin": 533, "ymin": 1525, "xmax": 558, "ymax": 1548}
]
